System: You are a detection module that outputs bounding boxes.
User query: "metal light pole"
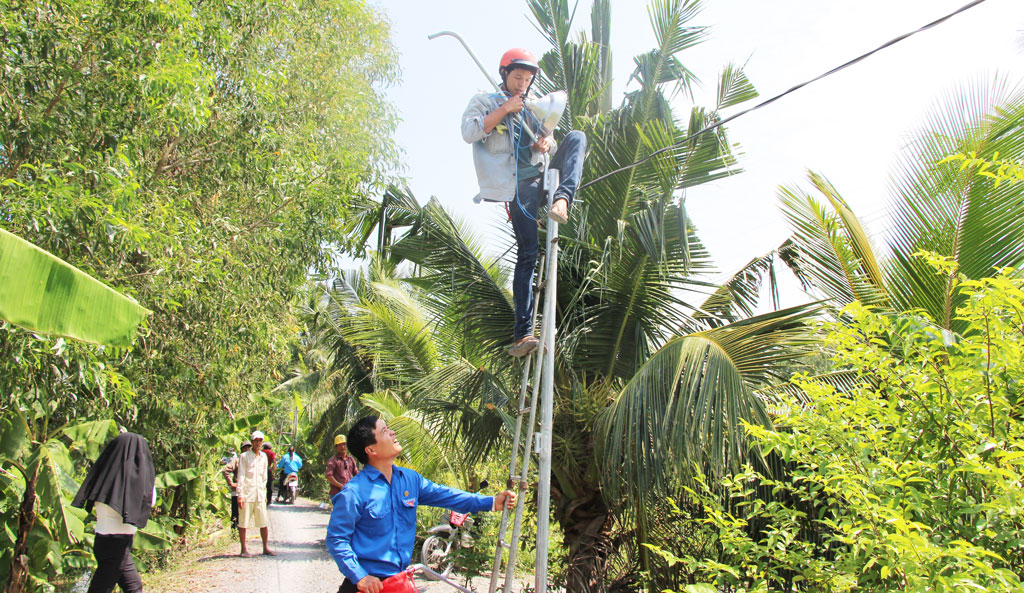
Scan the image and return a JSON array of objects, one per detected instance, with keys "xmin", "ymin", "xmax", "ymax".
[
  {"xmin": 534, "ymin": 167, "xmax": 559, "ymax": 593},
  {"xmin": 429, "ymin": 31, "xmax": 561, "ymax": 593}
]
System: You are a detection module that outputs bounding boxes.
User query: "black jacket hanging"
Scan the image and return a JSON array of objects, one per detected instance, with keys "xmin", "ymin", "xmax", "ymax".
[{"xmin": 72, "ymin": 432, "xmax": 156, "ymax": 529}]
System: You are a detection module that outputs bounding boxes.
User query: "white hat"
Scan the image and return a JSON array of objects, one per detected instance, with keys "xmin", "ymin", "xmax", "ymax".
[{"xmin": 251, "ymin": 430, "xmax": 265, "ymax": 440}]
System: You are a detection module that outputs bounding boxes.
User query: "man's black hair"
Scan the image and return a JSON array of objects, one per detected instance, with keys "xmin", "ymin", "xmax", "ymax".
[
  {"xmin": 240, "ymin": 443, "xmax": 252, "ymax": 451},
  {"xmin": 347, "ymin": 416, "xmax": 379, "ymax": 465},
  {"xmin": 262, "ymin": 443, "xmax": 271, "ymax": 450}
]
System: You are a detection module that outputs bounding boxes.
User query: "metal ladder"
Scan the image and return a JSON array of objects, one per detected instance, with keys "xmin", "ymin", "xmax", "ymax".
[
  {"xmin": 487, "ymin": 167, "xmax": 560, "ymax": 593},
  {"xmin": 423, "ymin": 29, "xmax": 564, "ymax": 593}
]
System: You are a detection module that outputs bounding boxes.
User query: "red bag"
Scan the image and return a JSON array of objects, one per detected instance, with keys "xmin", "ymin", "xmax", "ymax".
[
  {"xmin": 449, "ymin": 511, "xmax": 468, "ymax": 527},
  {"xmin": 378, "ymin": 571, "xmax": 417, "ymax": 593}
]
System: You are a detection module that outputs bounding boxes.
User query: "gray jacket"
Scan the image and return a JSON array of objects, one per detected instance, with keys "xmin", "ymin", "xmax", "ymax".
[{"xmin": 462, "ymin": 92, "xmax": 551, "ymax": 203}]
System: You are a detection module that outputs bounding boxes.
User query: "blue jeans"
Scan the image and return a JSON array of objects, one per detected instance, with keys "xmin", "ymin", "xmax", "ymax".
[{"xmin": 509, "ymin": 130, "xmax": 587, "ymax": 341}]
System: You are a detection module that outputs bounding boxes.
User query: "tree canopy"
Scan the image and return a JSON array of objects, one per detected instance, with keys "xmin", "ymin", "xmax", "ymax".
[{"xmin": 1, "ymin": 0, "xmax": 398, "ymax": 588}]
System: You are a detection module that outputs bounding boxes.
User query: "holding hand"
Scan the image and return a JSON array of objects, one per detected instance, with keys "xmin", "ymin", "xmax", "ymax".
[
  {"xmin": 502, "ymin": 94, "xmax": 525, "ymax": 115},
  {"xmin": 357, "ymin": 576, "xmax": 382, "ymax": 593},
  {"xmin": 532, "ymin": 135, "xmax": 552, "ymax": 154},
  {"xmin": 493, "ymin": 490, "xmax": 517, "ymax": 511}
]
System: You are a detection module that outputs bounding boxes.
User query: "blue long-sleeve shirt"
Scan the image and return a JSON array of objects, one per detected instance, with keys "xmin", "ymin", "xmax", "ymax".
[
  {"xmin": 325, "ymin": 464, "xmax": 493, "ymax": 584},
  {"xmin": 277, "ymin": 453, "xmax": 302, "ymax": 474}
]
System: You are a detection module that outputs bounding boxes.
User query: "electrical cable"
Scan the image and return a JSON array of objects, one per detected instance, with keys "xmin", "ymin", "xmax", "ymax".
[
  {"xmin": 512, "ymin": 95, "xmax": 547, "ymax": 222},
  {"xmin": 576, "ymin": 0, "xmax": 989, "ymax": 192}
]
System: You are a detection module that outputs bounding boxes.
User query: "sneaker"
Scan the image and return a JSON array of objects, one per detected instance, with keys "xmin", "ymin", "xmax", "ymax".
[
  {"xmin": 548, "ymin": 196, "xmax": 569, "ymax": 224},
  {"xmin": 508, "ymin": 336, "xmax": 540, "ymax": 357}
]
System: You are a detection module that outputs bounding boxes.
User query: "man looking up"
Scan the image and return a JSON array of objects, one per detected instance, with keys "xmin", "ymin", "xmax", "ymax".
[
  {"xmin": 326, "ymin": 416, "xmax": 515, "ymax": 593},
  {"xmin": 462, "ymin": 47, "xmax": 587, "ymax": 357},
  {"xmin": 326, "ymin": 434, "xmax": 359, "ymax": 500}
]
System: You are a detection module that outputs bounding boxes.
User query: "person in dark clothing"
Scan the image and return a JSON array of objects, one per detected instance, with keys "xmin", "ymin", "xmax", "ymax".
[
  {"xmin": 72, "ymin": 431, "xmax": 156, "ymax": 593},
  {"xmin": 223, "ymin": 442, "xmax": 252, "ymax": 529},
  {"xmin": 262, "ymin": 442, "xmax": 276, "ymax": 505}
]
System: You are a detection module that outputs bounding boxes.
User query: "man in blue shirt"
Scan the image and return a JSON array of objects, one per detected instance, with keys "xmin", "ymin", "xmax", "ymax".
[
  {"xmin": 326, "ymin": 416, "xmax": 515, "ymax": 593},
  {"xmin": 276, "ymin": 446, "xmax": 303, "ymax": 501}
]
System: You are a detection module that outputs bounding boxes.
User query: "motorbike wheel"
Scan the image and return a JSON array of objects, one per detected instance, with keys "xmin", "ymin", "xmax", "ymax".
[{"xmin": 420, "ymin": 534, "xmax": 454, "ymax": 578}]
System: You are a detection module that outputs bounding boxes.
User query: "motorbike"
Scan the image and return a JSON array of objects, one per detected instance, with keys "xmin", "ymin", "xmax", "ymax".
[
  {"xmin": 279, "ymin": 472, "xmax": 298, "ymax": 504},
  {"xmin": 419, "ymin": 480, "xmax": 487, "ymax": 578}
]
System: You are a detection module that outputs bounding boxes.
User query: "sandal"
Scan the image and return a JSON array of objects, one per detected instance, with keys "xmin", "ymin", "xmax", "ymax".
[{"xmin": 508, "ymin": 336, "xmax": 540, "ymax": 357}]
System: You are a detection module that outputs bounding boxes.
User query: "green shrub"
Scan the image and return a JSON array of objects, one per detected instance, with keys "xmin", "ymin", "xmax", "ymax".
[{"xmin": 651, "ymin": 271, "xmax": 1024, "ymax": 592}]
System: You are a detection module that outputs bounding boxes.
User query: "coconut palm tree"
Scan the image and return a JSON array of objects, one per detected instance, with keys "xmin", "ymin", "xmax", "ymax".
[
  {"xmin": 361, "ymin": 1, "xmax": 825, "ymax": 589},
  {"xmin": 774, "ymin": 79, "xmax": 1024, "ymax": 332},
  {"xmin": 304, "ymin": 8, "xmax": 1024, "ymax": 593}
]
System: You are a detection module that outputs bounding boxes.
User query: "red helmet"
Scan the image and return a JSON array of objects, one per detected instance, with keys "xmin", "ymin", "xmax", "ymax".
[{"xmin": 499, "ymin": 48, "xmax": 539, "ymax": 78}]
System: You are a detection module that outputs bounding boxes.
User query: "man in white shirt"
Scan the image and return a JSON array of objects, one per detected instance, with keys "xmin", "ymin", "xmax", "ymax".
[{"xmin": 237, "ymin": 430, "xmax": 275, "ymax": 557}]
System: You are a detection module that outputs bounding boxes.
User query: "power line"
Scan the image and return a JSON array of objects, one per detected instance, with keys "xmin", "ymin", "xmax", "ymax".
[{"xmin": 577, "ymin": 0, "xmax": 989, "ymax": 192}]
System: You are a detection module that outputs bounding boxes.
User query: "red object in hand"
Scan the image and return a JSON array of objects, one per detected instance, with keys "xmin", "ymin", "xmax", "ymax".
[{"xmin": 379, "ymin": 571, "xmax": 417, "ymax": 593}]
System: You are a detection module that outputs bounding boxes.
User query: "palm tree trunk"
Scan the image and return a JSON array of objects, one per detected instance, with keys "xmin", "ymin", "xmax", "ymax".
[{"xmin": 558, "ymin": 490, "xmax": 613, "ymax": 593}]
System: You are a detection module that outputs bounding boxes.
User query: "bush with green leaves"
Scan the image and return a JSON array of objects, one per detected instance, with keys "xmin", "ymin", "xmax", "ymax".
[
  {"xmin": 1, "ymin": 0, "xmax": 397, "ymax": 589},
  {"xmin": 647, "ymin": 269, "xmax": 1024, "ymax": 592}
]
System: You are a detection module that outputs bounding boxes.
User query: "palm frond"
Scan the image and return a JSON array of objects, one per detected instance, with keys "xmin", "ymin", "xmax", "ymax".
[
  {"xmin": 885, "ymin": 78, "xmax": 1024, "ymax": 330},
  {"xmin": 598, "ymin": 303, "xmax": 822, "ymax": 504},
  {"xmin": 716, "ymin": 62, "xmax": 758, "ymax": 110},
  {"xmin": 757, "ymin": 369, "xmax": 863, "ymax": 413},
  {"xmin": 361, "ymin": 390, "xmax": 452, "ymax": 478},
  {"xmin": 342, "ymin": 185, "xmax": 423, "ymax": 258},
  {"xmin": 648, "ymin": 0, "xmax": 707, "ymax": 64},
  {"xmin": 391, "ymin": 199, "xmax": 514, "ymax": 359},
  {"xmin": 527, "ymin": 0, "xmax": 580, "ymax": 122},
  {"xmin": 778, "ymin": 174, "xmax": 887, "ymax": 307},
  {"xmin": 697, "ymin": 250, "xmax": 779, "ymax": 326},
  {"xmin": 590, "ymin": 0, "xmax": 613, "ymax": 113}
]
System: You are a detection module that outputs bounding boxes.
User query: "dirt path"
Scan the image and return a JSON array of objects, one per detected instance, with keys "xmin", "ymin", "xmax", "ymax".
[{"xmin": 144, "ymin": 497, "xmax": 531, "ymax": 593}]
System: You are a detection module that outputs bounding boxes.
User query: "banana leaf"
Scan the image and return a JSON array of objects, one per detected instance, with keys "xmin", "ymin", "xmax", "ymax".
[
  {"xmin": 154, "ymin": 467, "xmax": 201, "ymax": 489},
  {"xmin": 135, "ymin": 519, "xmax": 178, "ymax": 551},
  {"xmin": 63, "ymin": 419, "xmax": 119, "ymax": 460},
  {"xmin": 0, "ymin": 227, "xmax": 150, "ymax": 347}
]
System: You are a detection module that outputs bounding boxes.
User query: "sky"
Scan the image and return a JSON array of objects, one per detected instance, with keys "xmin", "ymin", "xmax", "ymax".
[{"xmin": 371, "ymin": 0, "xmax": 1024, "ymax": 308}]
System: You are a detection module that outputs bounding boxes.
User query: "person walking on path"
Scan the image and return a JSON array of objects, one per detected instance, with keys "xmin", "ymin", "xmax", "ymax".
[
  {"xmin": 71, "ymin": 431, "xmax": 156, "ymax": 593},
  {"xmin": 325, "ymin": 434, "xmax": 359, "ymax": 499},
  {"xmin": 326, "ymin": 416, "xmax": 516, "ymax": 593},
  {"xmin": 461, "ymin": 47, "xmax": 587, "ymax": 358},
  {"xmin": 237, "ymin": 431, "xmax": 275, "ymax": 557},
  {"xmin": 222, "ymin": 442, "xmax": 251, "ymax": 529}
]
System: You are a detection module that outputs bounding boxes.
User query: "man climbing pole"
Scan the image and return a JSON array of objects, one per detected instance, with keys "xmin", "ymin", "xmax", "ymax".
[{"xmin": 461, "ymin": 48, "xmax": 586, "ymax": 358}]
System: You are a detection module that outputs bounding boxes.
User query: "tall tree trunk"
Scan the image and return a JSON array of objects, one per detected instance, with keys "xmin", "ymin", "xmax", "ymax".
[
  {"xmin": 4, "ymin": 465, "xmax": 39, "ymax": 593},
  {"xmin": 558, "ymin": 490, "xmax": 613, "ymax": 593}
]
